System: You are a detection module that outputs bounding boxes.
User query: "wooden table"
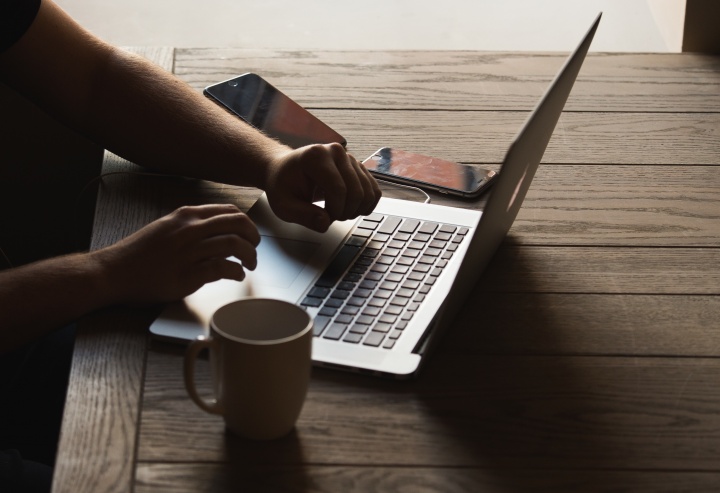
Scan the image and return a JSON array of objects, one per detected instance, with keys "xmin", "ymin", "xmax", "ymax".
[{"xmin": 52, "ymin": 48, "xmax": 720, "ymax": 492}]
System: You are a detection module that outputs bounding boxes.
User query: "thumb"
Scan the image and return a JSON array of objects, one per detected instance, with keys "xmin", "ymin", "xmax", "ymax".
[{"xmin": 273, "ymin": 199, "xmax": 332, "ymax": 233}]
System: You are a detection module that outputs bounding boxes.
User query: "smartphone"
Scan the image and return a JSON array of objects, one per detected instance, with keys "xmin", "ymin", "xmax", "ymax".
[
  {"xmin": 362, "ymin": 147, "xmax": 497, "ymax": 199},
  {"xmin": 204, "ymin": 73, "xmax": 347, "ymax": 149}
]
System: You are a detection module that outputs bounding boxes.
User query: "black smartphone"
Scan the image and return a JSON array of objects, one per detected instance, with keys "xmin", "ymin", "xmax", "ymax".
[
  {"xmin": 362, "ymin": 147, "xmax": 497, "ymax": 199},
  {"xmin": 204, "ymin": 73, "xmax": 347, "ymax": 149}
]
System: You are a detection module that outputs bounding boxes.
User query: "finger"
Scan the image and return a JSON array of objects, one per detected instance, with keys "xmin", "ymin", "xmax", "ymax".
[
  {"xmin": 172, "ymin": 203, "xmax": 242, "ymax": 221},
  {"xmin": 185, "ymin": 210, "xmax": 260, "ymax": 247},
  {"xmin": 327, "ymin": 145, "xmax": 365, "ymax": 220},
  {"xmin": 192, "ymin": 234, "xmax": 258, "ymax": 270},
  {"xmin": 193, "ymin": 257, "xmax": 248, "ymax": 285},
  {"xmin": 294, "ymin": 144, "xmax": 347, "ymax": 220},
  {"xmin": 350, "ymin": 153, "xmax": 383, "ymax": 216},
  {"xmin": 273, "ymin": 200, "xmax": 332, "ymax": 233}
]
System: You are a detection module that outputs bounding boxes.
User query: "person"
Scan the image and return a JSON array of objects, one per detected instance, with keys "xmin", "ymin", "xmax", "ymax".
[{"xmin": 0, "ymin": 0, "xmax": 382, "ymax": 490}]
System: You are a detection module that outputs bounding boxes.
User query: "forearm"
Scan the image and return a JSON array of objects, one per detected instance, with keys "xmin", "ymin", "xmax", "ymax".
[
  {"xmin": 80, "ymin": 47, "xmax": 287, "ymax": 188},
  {"xmin": 0, "ymin": 251, "xmax": 111, "ymax": 352},
  {"xmin": 0, "ymin": 0, "xmax": 287, "ymax": 190}
]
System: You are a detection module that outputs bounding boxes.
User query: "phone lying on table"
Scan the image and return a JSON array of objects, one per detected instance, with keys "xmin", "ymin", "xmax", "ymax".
[
  {"xmin": 362, "ymin": 147, "xmax": 497, "ymax": 199},
  {"xmin": 204, "ymin": 72, "xmax": 347, "ymax": 149}
]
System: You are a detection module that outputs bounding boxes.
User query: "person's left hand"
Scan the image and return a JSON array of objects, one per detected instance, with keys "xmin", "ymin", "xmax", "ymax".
[
  {"xmin": 93, "ymin": 204, "xmax": 260, "ymax": 305},
  {"xmin": 262, "ymin": 143, "xmax": 382, "ymax": 232}
]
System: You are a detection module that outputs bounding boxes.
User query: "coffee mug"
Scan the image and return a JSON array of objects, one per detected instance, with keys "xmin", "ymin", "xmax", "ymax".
[{"xmin": 183, "ymin": 298, "xmax": 313, "ymax": 440}]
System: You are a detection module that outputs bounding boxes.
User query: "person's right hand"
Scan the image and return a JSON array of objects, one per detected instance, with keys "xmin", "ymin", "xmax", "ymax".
[
  {"xmin": 262, "ymin": 143, "xmax": 382, "ymax": 233},
  {"xmin": 94, "ymin": 204, "xmax": 260, "ymax": 305}
]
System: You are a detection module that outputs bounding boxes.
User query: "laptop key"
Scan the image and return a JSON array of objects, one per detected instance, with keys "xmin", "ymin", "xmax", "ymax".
[
  {"xmin": 419, "ymin": 222, "xmax": 438, "ymax": 234},
  {"xmin": 356, "ymin": 315, "xmax": 375, "ymax": 325},
  {"xmin": 382, "ymin": 339, "xmax": 396, "ymax": 349},
  {"xmin": 346, "ymin": 296, "xmax": 366, "ymax": 307},
  {"xmin": 352, "ymin": 288, "xmax": 373, "ymax": 299},
  {"xmin": 365, "ymin": 271, "xmax": 384, "ymax": 281},
  {"xmin": 398, "ymin": 219, "xmax": 419, "ymax": 234},
  {"xmin": 378, "ymin": 216, "xmax": 402, "ymax": 234},
  {"xmin": 319, "ymin": 306, "xmax": 337, "ymax": 317},
  {"xmin": 390, "ymin": 265, "xmax": 410, "ymax": 274},
  {"xmin": 429, "ymin": 239, "xmax": 448, "ymax": 249},
  {"xmin": 301, "ymin": 297, "xmax": 322, "ymax": 308},
  {"xmin": 313, "ymin": 315, "xmax": 332, "ymax": 336},
  {"xmin": 324, "ymin": 298, "xmax": 343, "ymax": 308},
  {"xmin": 323, "ymin": 323, "xmax": 348, "ymax": 340},
  {"xmin": 344, "ymin": 271, "xmax": 363, "ymax": 281},
  {"xmin": 358, "ymin": 219, "xmax": 380, "ymax": 230},
  {"xmin": 349, "ymin": 323, "xmax": 370, "ymax": 335},
  {"xmin": 346, "ymin": 235, "xmax": 367, "ymax": 247},
  {"xmin": 359, "ymin": 279, "xmax": 378, "ymax": 289},
  {"xmin": 362, "ymin": 306, "xmax": 381, "ymax": 317},
  {"xmin": 341, "ymin": 306, "xmax": 360, "ymax": 316},
  {"xmin": 363, "ymin": 332, "xmax": 386, "ymax": 347},
  {"xmin": 330, "ymin": 289, "xmax": 351, "ymax": 300},
  {"xmin": 373, "ymin": 322, "xmax": 393, "ymax": 334},
  {"xmin": 308, "ymin": 286, "xmax": 331, "ymax": 298},
  {"xmin": 343, "ymin": 332, "xmax": 363, "ymax": 344}
]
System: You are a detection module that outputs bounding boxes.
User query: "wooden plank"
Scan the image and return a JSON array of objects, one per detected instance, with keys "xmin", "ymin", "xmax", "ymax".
[
  {"xmin": 444, "ymin": 293, "xmax": 720, "ymax": 357},
  {"xmin": 514, "ymin": 164, "xmax": 720, "ymax": 247},
  {"xmin": 135, "ymin": 464, "xmax": 720, "ymax": 493},
  {"xmin": 174, "ymin": 50, "xmax": 720, "ymax": 112},
  {"xmin": 52, "ymin": 47, "xmax": 174, "ymax": 493},
  {"xmin": 309, "ymin": 110, "xmax": 720, "ymax": 166},
  {"xmin": 138, "ymin": 349, "xmax": 720, "ymax": 472},
  {"xmin": 477, "ymin": 246, "xmax": 720, "ymax": 295},
  {"xmin": 422, "ymin": 164, "xmax": 720, "ymax": 247}
]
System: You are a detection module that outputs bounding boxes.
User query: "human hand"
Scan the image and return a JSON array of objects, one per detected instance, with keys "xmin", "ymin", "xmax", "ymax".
[
  {"xmin": 95, "ymin": 204, "xmax": 260, "ymax": 305},
  {"xmin": 263, "ymin": 143, "xmax": 382, "ymax": 232}
]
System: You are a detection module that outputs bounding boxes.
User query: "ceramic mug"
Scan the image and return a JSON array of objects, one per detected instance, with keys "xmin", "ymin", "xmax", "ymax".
[{"xmin": 184, "ymin": 298, "xmax": 313, "ymax": 440}]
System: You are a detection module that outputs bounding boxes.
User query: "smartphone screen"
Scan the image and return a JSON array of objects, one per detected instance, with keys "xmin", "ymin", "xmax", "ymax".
[
  {"xmin": 204, "ymin": 73, "xmax": 347, "ymax": 149},
  {"xmin": 362, "ymin": 147, "xmax": 497, "ymax": 198}
]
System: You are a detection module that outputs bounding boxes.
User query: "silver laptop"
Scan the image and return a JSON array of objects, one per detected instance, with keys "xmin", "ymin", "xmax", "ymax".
[{"xmin": 150, "ymin": 13, "xmax": 601, "ymax": 378}]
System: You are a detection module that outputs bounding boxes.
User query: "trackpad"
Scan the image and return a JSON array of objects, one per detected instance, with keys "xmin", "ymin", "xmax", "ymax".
[{"xmin": 248, "ymin": 235, "xmax": 319, "ymax": 288}]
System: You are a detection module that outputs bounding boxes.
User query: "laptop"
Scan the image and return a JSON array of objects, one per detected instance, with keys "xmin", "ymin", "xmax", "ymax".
[{"xmin": 150, "ymin": 13, "xmax": 601, "ymax": 378}]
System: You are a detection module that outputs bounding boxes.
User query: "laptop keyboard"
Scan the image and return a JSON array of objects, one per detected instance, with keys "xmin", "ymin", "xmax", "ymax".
[{"xmin": 301, "ymin": 213, "xmax": 469, "ymax": 350}]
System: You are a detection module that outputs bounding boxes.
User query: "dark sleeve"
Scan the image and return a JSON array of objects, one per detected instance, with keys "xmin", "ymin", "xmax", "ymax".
[
  {"xmin": 0, "ymin": 0, "xmax": 42, "ymax": 54},
  {"xmin": 0, "ymin": 449, "xmax": 23, "ymax": 489}
]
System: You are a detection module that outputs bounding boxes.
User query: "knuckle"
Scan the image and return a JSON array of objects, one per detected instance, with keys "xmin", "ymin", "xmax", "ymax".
[
  {"xmin": 327, "ymin": 142, "xmax": 345, "ymax": 154},
  {"xmin": 304, "ymin": 144, "xmax": 327, "ymax": 160}
]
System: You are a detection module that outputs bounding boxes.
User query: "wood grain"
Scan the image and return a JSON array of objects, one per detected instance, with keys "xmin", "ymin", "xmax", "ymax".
[
  {"xmin": 135, "ymin": 464, "xmax": 720, "ymax": 493},
  {"xmin": 475, "ymin": 246, "xmax": 720, "ymax": 294},
  {"xmin": 174, "ymin": 50, "xmax": 720, "ymax": 112},
  {"xmin": 138, "ymin": 348, "xmax": 720, "ymax": 472}
]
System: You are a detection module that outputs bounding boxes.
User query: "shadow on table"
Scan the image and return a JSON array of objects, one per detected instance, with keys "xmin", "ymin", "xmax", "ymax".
[
  {"xmin": 310, "ymin": 242, "xmax": 652, "ymax": 492},
  {"xmin": 215, "ymin": 430, "xmax": 311, "ymax": 492}
]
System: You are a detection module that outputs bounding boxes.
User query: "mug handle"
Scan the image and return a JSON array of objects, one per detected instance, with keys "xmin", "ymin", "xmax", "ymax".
[{"xmin": 183, "ymin": 335, "xmax": 224, "ymax": 415}]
